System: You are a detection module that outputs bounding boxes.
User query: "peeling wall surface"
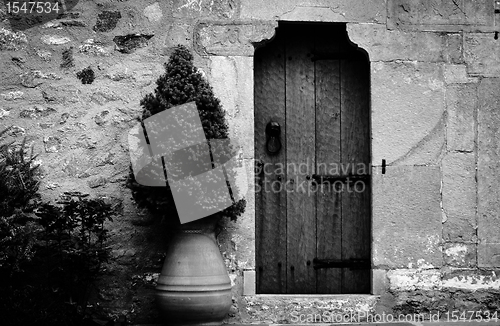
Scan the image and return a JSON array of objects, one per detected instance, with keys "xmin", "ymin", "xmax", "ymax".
[{"xmin": 1, "ymin": 0, "xmax": 500, "ymax": 323}]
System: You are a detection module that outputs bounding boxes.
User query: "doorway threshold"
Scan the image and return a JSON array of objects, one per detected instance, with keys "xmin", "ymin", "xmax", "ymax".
[{"xmin": 243, "ymin": 294, "xmax": 379, "ymax": 324}]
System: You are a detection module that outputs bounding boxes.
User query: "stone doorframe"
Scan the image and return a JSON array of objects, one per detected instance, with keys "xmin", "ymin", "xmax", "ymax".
[{"xmin": 194, "ymin": 6, "xmax": 379, "ymax": 296}]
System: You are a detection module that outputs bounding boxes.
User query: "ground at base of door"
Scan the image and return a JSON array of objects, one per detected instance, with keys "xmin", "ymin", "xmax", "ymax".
[{"xmin": 133, "ymin": 322, "xmax": 500, "ymax": 326}]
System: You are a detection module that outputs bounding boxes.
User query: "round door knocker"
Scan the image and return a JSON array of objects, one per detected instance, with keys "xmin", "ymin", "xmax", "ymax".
[{"xmin": 265, "ymin": 121, "xmax": 281, "ymax": 155}]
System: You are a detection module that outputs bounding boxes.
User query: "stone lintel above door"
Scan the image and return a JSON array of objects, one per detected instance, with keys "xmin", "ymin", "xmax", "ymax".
[
  {"xmin": 194, "ymin": 6, "xmax": 374, "ymax": 57},
  {"xmin": 194, "ymin": 20, "xmax": 278, "ymax": 56}
]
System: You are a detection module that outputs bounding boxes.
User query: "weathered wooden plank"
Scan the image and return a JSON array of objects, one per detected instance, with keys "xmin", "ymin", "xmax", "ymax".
[
  {"xmin": 254, "ymin": 27, "xmax": 287, "ymax": 294},
  {"xmin": 340, "ymin": 56, "xmax": 371, "ymax": 294},
  {"xmin": 285, "ymin": 24, "xmax": 317, "ymax": 294},
  {"xmin": 316, "ymin": 60, "xmax": 342, "ymax": 293},
  {"xmin": 315, "ymin": 56, "xmax": 342, "ymax": 293}
]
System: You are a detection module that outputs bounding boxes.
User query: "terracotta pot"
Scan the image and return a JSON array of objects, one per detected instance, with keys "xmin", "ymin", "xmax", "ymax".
[{"xmin": 156, "ymin": 217, "xmax": 232, "ymax": 326}]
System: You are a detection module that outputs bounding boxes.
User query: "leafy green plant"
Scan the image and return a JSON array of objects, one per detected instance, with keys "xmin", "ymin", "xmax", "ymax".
[
  {"xmin": 36, "ymin": 192, "xmax": 112, "ymax": 277},
  {"xmin": 32, "ymin": 193, "xmax": 113, "ymax": 311},
  {"xmin": 0, "ymin": 127, "xmax": 41, "ymax": 273},
  {"xmin": 0, "ymin": 128, "xmax": 115, "ymax": 325},
  {"xmin": 0, "ymin": 211, "xmax": 41, "ymax": 273},
  {"xmin": 0, "ymin": 192, "xmax": 114, "ymax": 325},
  {"xmin": 127, "ymin": 45, "xmax": 246, "ymax": 224},
  {"xmin": 0, "ymin": 149, "xmax": 114, "ymax": 325},
  {"xmin": 0, "ymin": 127, "xmax": 40, "ymax": 218}
]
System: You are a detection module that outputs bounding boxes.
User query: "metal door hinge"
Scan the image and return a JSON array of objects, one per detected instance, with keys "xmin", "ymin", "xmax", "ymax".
[
  {"xmin": 312, "ymin": 258, "xmax": 370, "ymax": 270},
  {"xmin": 311, "ymin": 174, "xmax": 369, "ymax": 183}
]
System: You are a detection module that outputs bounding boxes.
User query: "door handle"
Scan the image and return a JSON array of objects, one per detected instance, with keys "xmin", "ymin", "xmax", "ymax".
[{"xmin": 265, "ymin": 121, "xmax": 281, "ymax": 155}]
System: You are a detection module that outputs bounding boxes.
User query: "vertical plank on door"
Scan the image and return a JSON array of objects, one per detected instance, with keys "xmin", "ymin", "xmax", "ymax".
[
  {"xmin": 315, "ymin": 57, "xmax": 342, "ymax": 294},
  {"xmin": 255, "ymin": 28, "xmax": 287, "ymax": 294},
  {"xmin": 340, "ymin": 56, "xmax": 371, "ymax": 294},
  {"xmin": 285, "ymin": 24, "xmax": 317, "ymax": 294}
]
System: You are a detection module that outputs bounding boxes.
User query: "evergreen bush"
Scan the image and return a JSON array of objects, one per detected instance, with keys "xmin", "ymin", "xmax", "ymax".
[{"xmin": 127, "ymin": 45, "xmax": 246, "ymax": 225}]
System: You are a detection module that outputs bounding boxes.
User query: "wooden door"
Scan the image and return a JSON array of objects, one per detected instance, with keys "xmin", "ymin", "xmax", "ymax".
[{"xmin": 255, "ymin": 23, "xmax": 371, "ymax": 294}]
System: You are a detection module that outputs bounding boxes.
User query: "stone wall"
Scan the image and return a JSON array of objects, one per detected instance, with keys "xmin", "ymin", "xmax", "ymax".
[
  {"xmin": 1, "ymin": 0, "xmax": 500, "ymax": 323},
  {"xmin": 351, "ymin": 0, "xmax": 500, "ymax": 316}
]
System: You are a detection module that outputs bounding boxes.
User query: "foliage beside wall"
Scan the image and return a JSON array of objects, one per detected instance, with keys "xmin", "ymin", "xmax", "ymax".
[
  {"xmin": 0, "ymin": 129, "xmax": 115, "ymax": 325},
  {"xmin": 0, "ymin": 127, "xmax": 41, "ymax": 272},
  {"xmin": 127, "ymin": 45, "xmax": 246, "ymax": 225}
]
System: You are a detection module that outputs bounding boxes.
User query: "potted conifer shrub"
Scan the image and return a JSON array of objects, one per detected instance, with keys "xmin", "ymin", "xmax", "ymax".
[{"xmin": 127, "ymin": 45, "xmax": 246, "ymax": 326}]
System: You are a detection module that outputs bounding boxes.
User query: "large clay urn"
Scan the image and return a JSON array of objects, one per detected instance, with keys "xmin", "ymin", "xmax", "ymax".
[{"xmin": 156, "ymin": 216, "xmax": 232, "ymax": 326}]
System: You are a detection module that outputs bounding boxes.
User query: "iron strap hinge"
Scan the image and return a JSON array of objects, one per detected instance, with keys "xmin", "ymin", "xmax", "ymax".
[
  {"xmin": 312, "ymin": 258, "xmax": 371, "ymax": 270},
  {"xmin": 310, "ymin": 53, "xmax": 364, "ymax": 61},
  {"xmin": 311, "ymin": 174, "xmax": 370, "ymax": 183}
]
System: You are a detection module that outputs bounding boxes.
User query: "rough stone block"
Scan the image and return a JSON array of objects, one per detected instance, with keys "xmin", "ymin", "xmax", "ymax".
[
  {"xmin": 387, "ymin": 268, "xmax": 500, "ymax": 292},
  {"xmin": 478, "ymin": 243, "xmax": 500, "ymax": 267},
  {"xmin": 1, "ymin": 63, "xmax": 25, "ymax": 90},
  {"xmin": 371, "ymin": 61, "xmax": 445, "ymax": 165},
  {"xmin": 44, "ymin": 136, "xmax": 62, "ymax": 153},
  {"xmin": 195, "ymin": 21, "xmax": 277, "ymax": 56},
  {"xmin": 90, "ymin": 89, "xmax": 121, "ymax": 105},
  {"xmin": 35, "ymin": 49, "xmax": 52, "ymax": 61},
  {"xmin": 19, "ymin": 72, "xmax": 41, "ymax": 88},
  {"xmin": 442, "ymin": 152, "xmax": 476, "ymax": 242},
  {"xmin": 1, "ymin": 91, "xmax": 24, "ymax": 101},
  {"xmin": 443, "ymin": 33, "xmax": 464, "ymax": 64},
  {"xmin": 0, "ymin": 28, "xmax": 27, "ymax": 51},
  {"xmin": 242, "ymin": 295, "xmax": 378, "ymax": 323},
  {"xmin": 442, "ymin": 268, "xmax": 500, "ymax": 290},
  {"xmin": 19, "ymin": 105, "xmax": 57, "ymax": 119},
  {"xmin": 41, "ymin": 84, "xmax": 80, "ymax": 103},
  {"xmin": 43, "ymin": 18, "xmax": 86, "ymax": 29},
  {"xmin": 41, "ymin": 35, "xmax": 71, "ymax": 45},
  {"xmin": 243, "ymin": 270, "xmax": 256, "ymax": 295},
  {"xmin": 173, "ymin": 0, "xmax": 238, "ymax": 19},
  {"xmin": 79, "ymin": 39, "xmax": 111, "ymax": 56},
  {"xmin": 59, "ymin": 113, "xmax": 70, "ymax": 124},
  {"xmin": 347, "ymin": 24, "xmax": 460, "ymax": 62},
  {"xmin": 388, "ymin": 0, "xmax": 493, "ymax": 31},
  {"xmin": 88, "ymin": 176, "xmax": 107, "ymax": 188},
  {"xmin": 279, "ymin": 6, "xmax": 349, "ymax": 22},
  {"xmin": 446, "ymin": 84, "xmax": 476, "ymax": 152},
  {"xmin": 477, "ymin": 78, "xmax": 500, "ymax": 244},
  {"xmin": 143, "ymin": 2, "xmax": 163, "ymax": 23},
  {"xmin": 6, "ymin": 125, "xmax": 25, "ymax": 137},
  {"xmin": 218, "ymin": 157, "xmax": 255, "ymax": 270},
  {"xmin": 93, "ymin": 11, "xmax": 122, "ymax": 32},
  {"xmin": 372, "ymin": 165, "xmax": 442, "ymax": 268},
  {"xmin": 104, "ymin": 61, "xmax": 159, "ymax": 87},
  {"xmin": 444, "ymin": 64, "xmax": 479, "ymax": 84},
  {"xmin": 165, "ymin": 22, "xmax": 193, "ymax": 48},
  {"xmin": 0, "ymin": 108, "xmax": 10, "ymax": 118},
  {"xmin": 387, "ymin": 269, "xmax": 441, "ymax": 291},
  {"xmin": 465, "ymin": 33, "xmax": 500, "ymax": 77},
  {"xmin": 240, "ymin": 0, "xmax": 386, "ymax": 23},
  {"xmin": 372, "ymin": 269, "xmax": 388, "ymax": 295},
  {"xmin": 113, "ymin": 34, "xmax": 154, "ymax": 54},
  {"xmin": 209, "ymin": 56, "xmax": 254, "ymax": 160},
  {"xmin": 443, "ymin": 243, "xmax": 476, "ymax": 267},
  {"xmin": 390, "ymin": 269, "xmax": 500, "ymax": 314},
  {"xmin": 233, "ymin": 158, "xmax": 255, "ymax": 269}
]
